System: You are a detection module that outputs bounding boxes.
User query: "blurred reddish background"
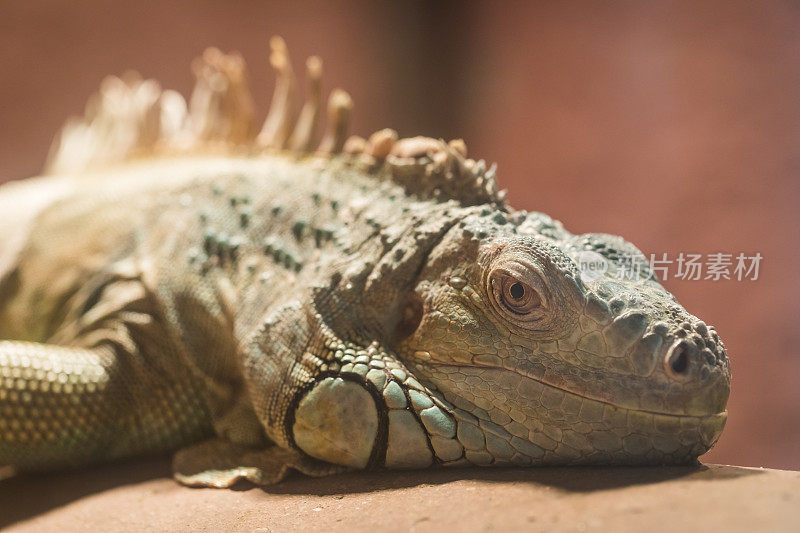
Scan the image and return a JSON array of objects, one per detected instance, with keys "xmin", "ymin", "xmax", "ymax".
[{"xmin": 0, "ymin": 1, "xmax": 798, "ymax": 469}]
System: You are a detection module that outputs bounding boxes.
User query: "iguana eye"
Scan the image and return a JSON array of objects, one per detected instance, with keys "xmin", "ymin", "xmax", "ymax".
[
  {"xmin": 493, "ymin": 274, "xmax": 543, "ymax": 315},
  {"xmin": 488, "ymin": 267, "xmax": 547, "ymax": 325},
  {"xmin": 498, "ymin": 278, "xmax": 541, "ymax": 314}
]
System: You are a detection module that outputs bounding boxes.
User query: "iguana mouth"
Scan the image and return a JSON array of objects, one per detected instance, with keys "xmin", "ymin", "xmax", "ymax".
[{"xmin": 408, "ymin": 349, "xmax": 727, "ymax": 421}]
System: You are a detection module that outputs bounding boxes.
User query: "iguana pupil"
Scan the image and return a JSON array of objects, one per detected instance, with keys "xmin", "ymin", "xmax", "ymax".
[{"xmin": 509, "ymin": 282, "xmax": 525, "ymax": 300}]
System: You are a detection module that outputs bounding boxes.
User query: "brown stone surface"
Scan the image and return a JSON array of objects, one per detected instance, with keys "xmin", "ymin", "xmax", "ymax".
[{"xmin": 1, "ymin": 460, "xmax": 797, "ymax": 532}]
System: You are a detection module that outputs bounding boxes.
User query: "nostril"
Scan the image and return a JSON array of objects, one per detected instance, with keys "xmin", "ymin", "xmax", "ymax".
[
  {"xmin": 665, "ymin": 340, "xmax": 694, "ymax": 379},
  {"xmin": 671, "ymin": 348, "xmax": 689, "ymax": 374}
]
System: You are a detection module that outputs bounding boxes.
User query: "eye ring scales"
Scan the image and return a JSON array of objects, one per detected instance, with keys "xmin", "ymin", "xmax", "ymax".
[
  {"xmin": 487, "ymin": 265, "xmax": 549, "ymax": 327},
  {"xmin": 493, "ymin": 274, "xmax": 542, "ymax": 316}
]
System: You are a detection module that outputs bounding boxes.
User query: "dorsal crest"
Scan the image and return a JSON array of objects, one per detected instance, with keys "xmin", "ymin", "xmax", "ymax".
[{"xmin": 45, "ymin": 37, "xmax": 505, "ymax": 208}]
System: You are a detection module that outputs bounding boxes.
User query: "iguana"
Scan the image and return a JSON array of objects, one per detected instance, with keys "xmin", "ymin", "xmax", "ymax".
[{"xmin": 0, "ymin": 38, "xmax": 730, "ymax": 488}]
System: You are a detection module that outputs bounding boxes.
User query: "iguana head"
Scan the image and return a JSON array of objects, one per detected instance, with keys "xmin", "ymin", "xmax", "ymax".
[{"xmin": 396, "ymin": 209, "xmax": 730, "ymax": 465}]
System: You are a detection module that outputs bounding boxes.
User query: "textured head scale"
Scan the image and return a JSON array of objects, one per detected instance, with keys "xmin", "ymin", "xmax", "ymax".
[{"xmin": 395, "ymin": 210, "xmax": 730, "ymax": 464}]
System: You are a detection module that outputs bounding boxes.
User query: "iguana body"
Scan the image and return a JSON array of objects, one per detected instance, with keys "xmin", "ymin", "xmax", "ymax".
[{"xmin": 0, "ymin": 39, "xmax": 730, "ymax": 487}]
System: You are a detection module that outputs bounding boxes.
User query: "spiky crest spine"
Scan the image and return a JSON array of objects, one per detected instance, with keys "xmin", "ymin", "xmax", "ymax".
[{"xmin": 45, "ymin": 36, "xmax": 506, "ymax": 208}]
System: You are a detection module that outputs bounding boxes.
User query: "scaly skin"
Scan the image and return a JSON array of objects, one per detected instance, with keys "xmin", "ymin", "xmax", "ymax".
[{"xmin": 0, "ymin": 39, "xmax": 729, "ymax": 487}]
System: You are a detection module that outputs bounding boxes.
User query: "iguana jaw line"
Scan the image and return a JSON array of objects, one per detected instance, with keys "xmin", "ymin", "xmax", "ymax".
[{"xmin": 411, "ymin": 350, "xmax": 727, "ymax": 420}]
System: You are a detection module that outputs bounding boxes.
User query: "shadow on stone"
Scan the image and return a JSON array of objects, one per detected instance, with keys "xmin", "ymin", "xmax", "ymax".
[
  {"xmin": 0, "ymin": 459, "xmax": 765, "ymax": 528},
  {"xmin": 264, "ymin": 462, "xmax": 764, "ymax": 497},
  {"xmin": 0, "ymin": 456, "xmax": 172, "ymax": 529}
]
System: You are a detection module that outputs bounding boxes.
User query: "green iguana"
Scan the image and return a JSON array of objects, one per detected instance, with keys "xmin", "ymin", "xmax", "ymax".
[{"xmin": 0, "ymin": 38, "xmax": 730, "ymax": 488}]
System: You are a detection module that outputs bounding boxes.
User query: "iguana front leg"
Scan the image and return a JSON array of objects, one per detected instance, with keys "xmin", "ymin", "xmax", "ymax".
[
  {"xmin": 172, "ymin": 438, "xmax": 345, "ymax": 488},
  {"xmin": 283, "ymin": 337, "xmax": 466, "ymax": 471},
  {"xmin": 234, "ymin": 299, "xmax": 470, "ymax": 479},
  {"xmin": 172, "ymin": 292, "xmax": 470, "ymax": 488}
]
